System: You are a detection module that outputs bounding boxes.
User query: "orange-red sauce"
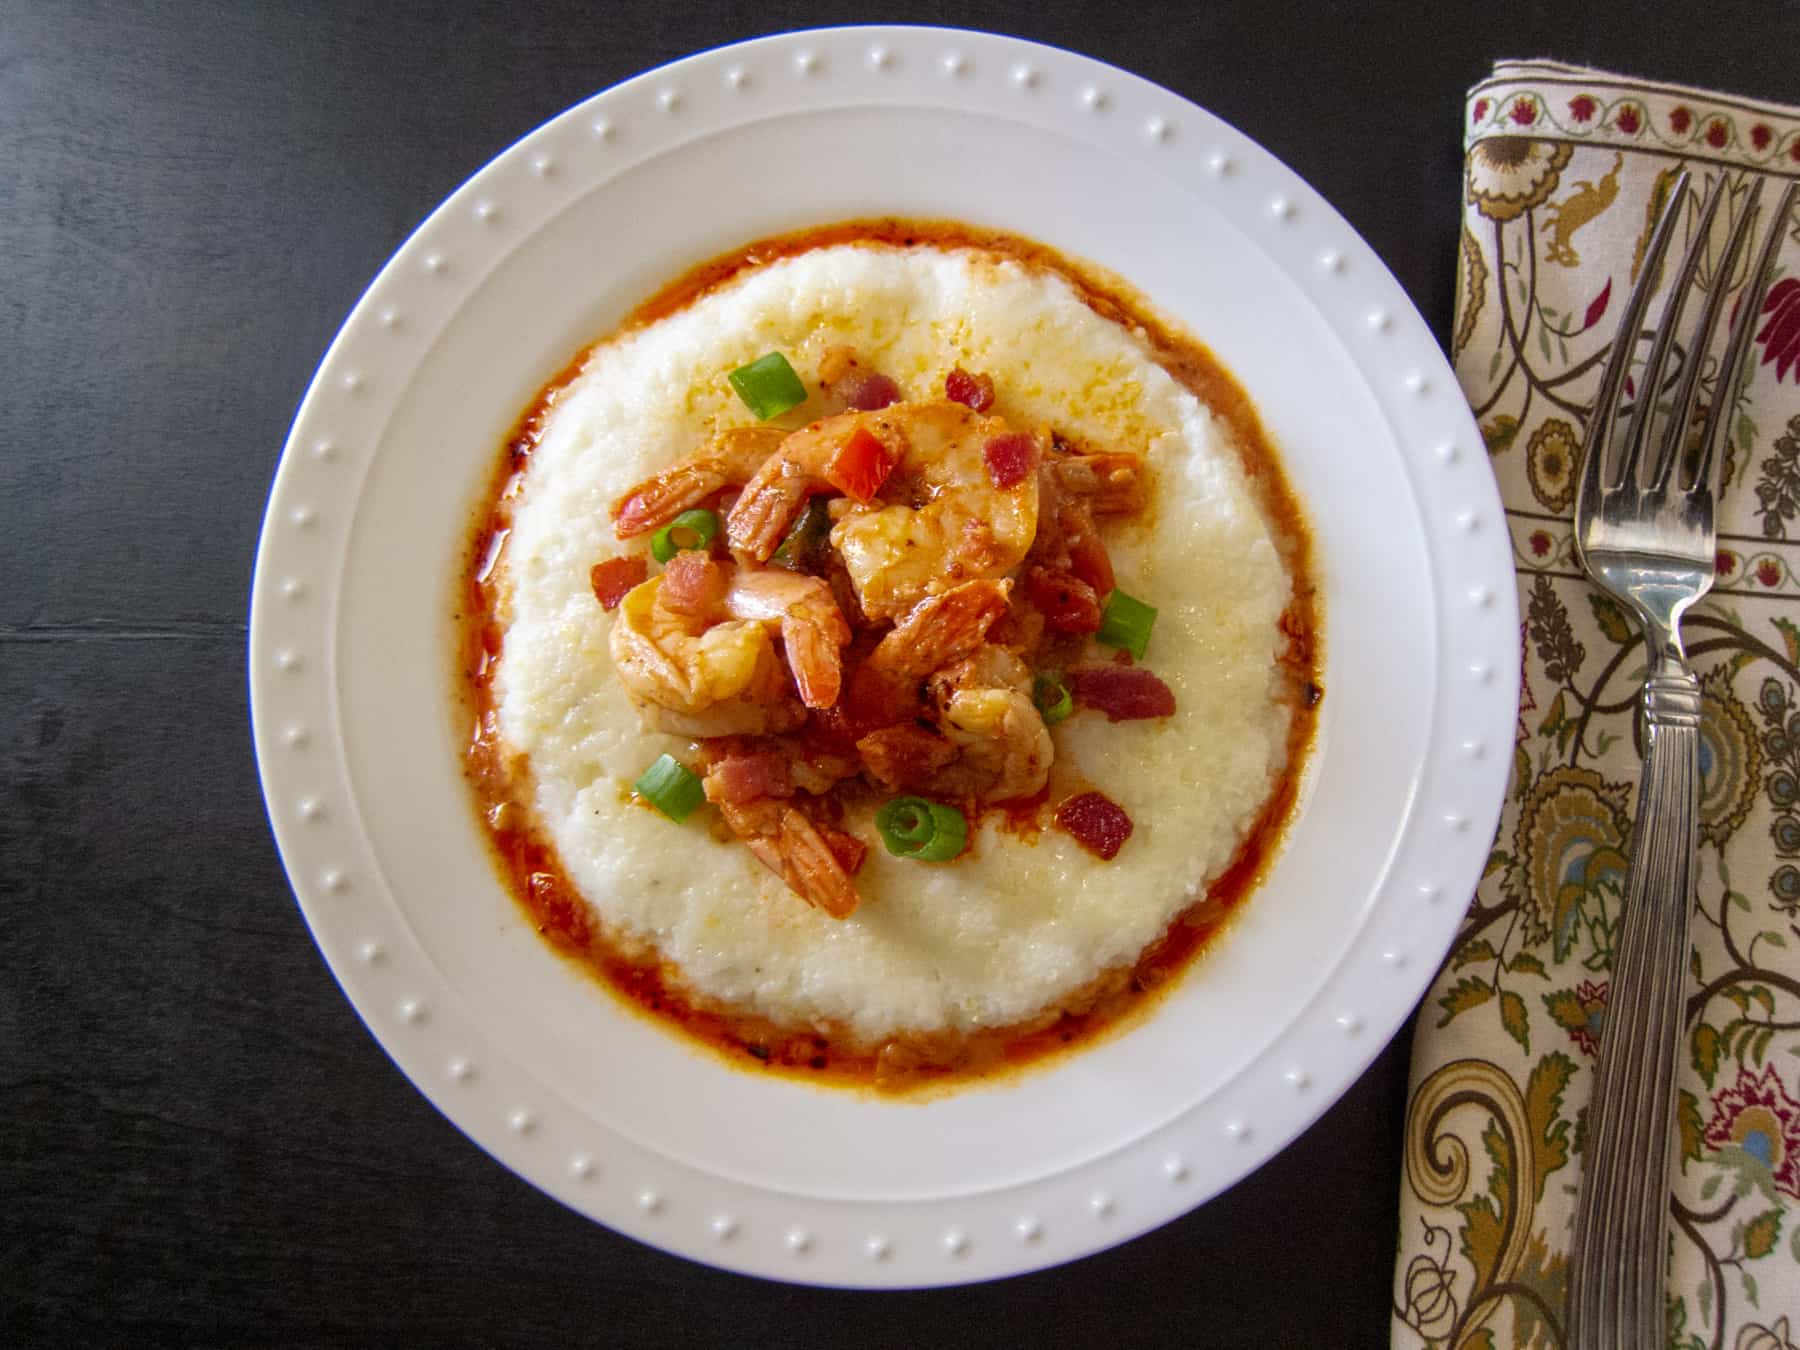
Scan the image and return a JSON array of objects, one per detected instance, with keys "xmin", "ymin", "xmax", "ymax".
[{"xmin": 456, "ymin": 220, "xmax": 1321, "ymax": 1094}]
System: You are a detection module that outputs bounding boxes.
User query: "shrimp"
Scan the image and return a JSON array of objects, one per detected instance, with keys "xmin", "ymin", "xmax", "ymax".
[
  {"xmin": 607, "ymin": 561, "xmax": 851, "ymax": 732},
  {"xmin": 612, "ymin": 426, "xmax": 787, "ymax": 539},
  {"xmin": 854, "ymin": 645, "xmax": 1053, "ymax": 801},
  {"xmin": 923, "ymin": 646, "xmax": 1053, "ymax": 801},
  {"xmin": 726, "ymin": 401, "xmax": 1039, "ymax": 619},
  {"xmin": 831, "ymin": 403, "xmax": 1039, "ymax": 619},
  {"xmin": 865, "ymin": 580, "xmax": 1012, "ymax": 680},
  {"xmin": 717, "ymin": 796, "xmax": 861, "ymax": 919},
  {"xmin": 721, "ymin": 565, "xmax": 851, "ymax": 709},
  {"xmin": 724, "ymin": 411, "xmax": 871, "ymax": 560},
  {"xmin": 608, "ymin": 575, "xmax": 803, "ymax": 738}
]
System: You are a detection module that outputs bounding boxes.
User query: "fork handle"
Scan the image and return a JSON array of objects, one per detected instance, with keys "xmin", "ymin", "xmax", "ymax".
[{"xmin": 1567, "ymin": 650, "xmax": 1701, "ymax": 1349}]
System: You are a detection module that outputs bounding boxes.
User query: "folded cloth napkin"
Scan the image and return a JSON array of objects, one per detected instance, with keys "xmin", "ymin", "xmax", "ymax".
[{"xmin": 1393, "ymin": 60, "xmax": 1800, "ymax": 1349}]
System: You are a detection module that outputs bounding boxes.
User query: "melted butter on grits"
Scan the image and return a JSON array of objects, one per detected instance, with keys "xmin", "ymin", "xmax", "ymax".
[{"xmin": 485, "ymin": 238, "xmax": 1302, "ymax": 1052}]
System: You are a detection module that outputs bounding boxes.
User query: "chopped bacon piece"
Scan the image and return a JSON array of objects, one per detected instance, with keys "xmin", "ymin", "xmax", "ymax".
[
  {"xmin": 826, "ymin": 426, "xmax": 898, "ymax": 504},
  {"xmin": 855, "ymin": 724, "xmax": 956, "ymax": 790},
  {"xmin": 1067, "ymin": 529, "xmax": 1115, "ymax": 596},
  {"xmin": 945, "ymin": 367, "xmax": 995, "ymax": 412},
  {"xmin": 983, "ymin": 432, "xmax": 1037, "ymax": 488},
  {"xmin": 1023, "ymin": 564, "xmax": 1103, "ymax": 633},
  {"xmin": 702, "ymin": 749, "xmax": 794, "ymax": 805},
  {"xmin": 589, "ymin": 556, "xmax": 647, "ymax": 610},
  {"xmin": 1069, "ymin": 666, "xmax": 1177, "ymax": 721},
  {"xmin": 1054, "ymin": 791, "xmax": 1134, "ymax": 860},
  {"xmin": 659, "ymin": 553, "xmax": 727, "ymax": 616},
  {"xmin": 818, "ymin": 823, "xmax": 868, "ymax": 874},
  {"xmin": 842, "ymin": 372, "xmax": 900, "ymax": 412}
]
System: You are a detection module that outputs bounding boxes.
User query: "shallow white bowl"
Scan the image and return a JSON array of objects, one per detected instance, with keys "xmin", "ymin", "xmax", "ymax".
[{"xmin": 249, "ymin": 25, "xmax": 1518, "ymax": 1287}]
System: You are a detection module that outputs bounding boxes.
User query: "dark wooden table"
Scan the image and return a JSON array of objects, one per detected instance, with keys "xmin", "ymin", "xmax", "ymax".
[{"xmin": 4, "ymin": 2, "xmax": 1789, "ymax": 1344}]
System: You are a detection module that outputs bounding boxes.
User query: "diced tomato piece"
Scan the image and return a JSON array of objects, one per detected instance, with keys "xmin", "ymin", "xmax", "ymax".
[
  {"xmin": 945, "ymin": 367, "xmax": 995, "ymax": 412},
  {"xmin": 1067, "ymin": 530, "xmax": 1115, "ymax": 596},
  {"xmin": 589, "ymin": 556, "xmax": 647, "ymax": 610},
  {"xmin": 1069, "ymin": 666, "xmax": 1177, "ymax": 721},
  {"xmin": 983, "ymin": 432, "xmax": 1037, "ymax": 488},
  {"xmin": 826, "ymin": 426, "xmax": 897, "ymax": 503},
  {"xmin": 1053, "ymin": 791, "xmax": 1134, "ymax": 860},
  {"xmin": 1023, "ymin": 565, "xmax": 1102, "ymax": 633}
]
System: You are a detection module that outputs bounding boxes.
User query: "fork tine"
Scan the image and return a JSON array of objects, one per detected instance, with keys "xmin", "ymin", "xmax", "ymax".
[
  {"xmin": 1618, "ymin": 174, "xmax": 1726, "ymax": 492},
  {"xmin": 1652, "ymin": 177, "xmax": 1763, "ymax": 493},
  {"xmin": 1577, "ymin": 172, "xmax": 1688, "ymax": 526},
  {"xmin": 1695, "ymin": 178, "xmax": 1799, "ymax": 495}
]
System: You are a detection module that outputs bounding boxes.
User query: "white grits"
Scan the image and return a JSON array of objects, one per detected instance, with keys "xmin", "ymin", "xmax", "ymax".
[{"xmin": 493, "ymin": 243, "xmax": 1294, "ymax": 1047}]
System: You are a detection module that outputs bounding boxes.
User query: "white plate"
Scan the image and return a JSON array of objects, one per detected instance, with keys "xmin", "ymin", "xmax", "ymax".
[{"xmin": 250, "ymin": 26, "xmax": 1517, "ymax": 1287}]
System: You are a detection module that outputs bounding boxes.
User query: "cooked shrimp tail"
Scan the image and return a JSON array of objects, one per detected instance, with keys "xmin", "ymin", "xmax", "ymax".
[
  {"xmin": 719, "ymin": 798, "xmax": 861, "ymax": 919},
  {"xmin": 726, "ymin": 458, "xmax": 817, "ymax": 560},
  {"xmin": 726, "ymin": 414, "xmax": 873, "ymax": 559},
  {"xmin": 613, "ymin": 426, "xmax": 786, "ymax": 538},
  {"xmin": 782, "ymin": 619, "xmax": 846, "ymax": 708},
  {"xmin": 723, "ymin": 567, "xmax": 852, "ymax": 709}
]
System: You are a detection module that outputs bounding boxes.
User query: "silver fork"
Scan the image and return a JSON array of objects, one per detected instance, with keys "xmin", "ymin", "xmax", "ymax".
[{"xmin": 1567, "ymin": 171, "xmax": 1797, "ymax": 1349}]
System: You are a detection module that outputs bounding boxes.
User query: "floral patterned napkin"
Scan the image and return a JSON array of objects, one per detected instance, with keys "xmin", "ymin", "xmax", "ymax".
[{"xmin": 1393, "ymin": 60, "xmax": 1800, "ymax": 1350}]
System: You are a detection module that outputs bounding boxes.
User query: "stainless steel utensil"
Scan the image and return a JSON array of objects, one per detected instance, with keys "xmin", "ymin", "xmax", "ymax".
[{"xmin": 1566, "ymin": 171, "xmax": 1797, "ymax": 1348}]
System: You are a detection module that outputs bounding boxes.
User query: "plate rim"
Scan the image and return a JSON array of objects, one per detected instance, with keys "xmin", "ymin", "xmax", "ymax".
[{"xmin": 250, "ymin": 23, "xmax": 1520, "ymax": 1288}]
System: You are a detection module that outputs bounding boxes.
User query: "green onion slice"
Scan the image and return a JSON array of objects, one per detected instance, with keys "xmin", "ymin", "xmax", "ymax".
[
  {"xmin": 874, "ymin": 796, "xmax": 968, "ymax": 862},
  {"xmin": 727, "ymin": 352, "xmax": 808, "ymax": 421},
  {"xmin": 1032, "ymin": 671, "xmax": 1074, "ymax": 725},
  {"xmin": 650, "ymin": 508, "xmax": 719, "ymax": 564},
  {"xmin": 634, "ymin": 753, "xmax": 705, "ymax": 822},
  {"xmin": 1096, "ymin": 589, "xmax": 1158, "ymax": 661}
]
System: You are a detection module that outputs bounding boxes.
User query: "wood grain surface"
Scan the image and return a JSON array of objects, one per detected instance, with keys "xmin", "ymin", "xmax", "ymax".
[{"xmin": 2, "ymin": 2, "xmax": 1789, "ymax": 1344}]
